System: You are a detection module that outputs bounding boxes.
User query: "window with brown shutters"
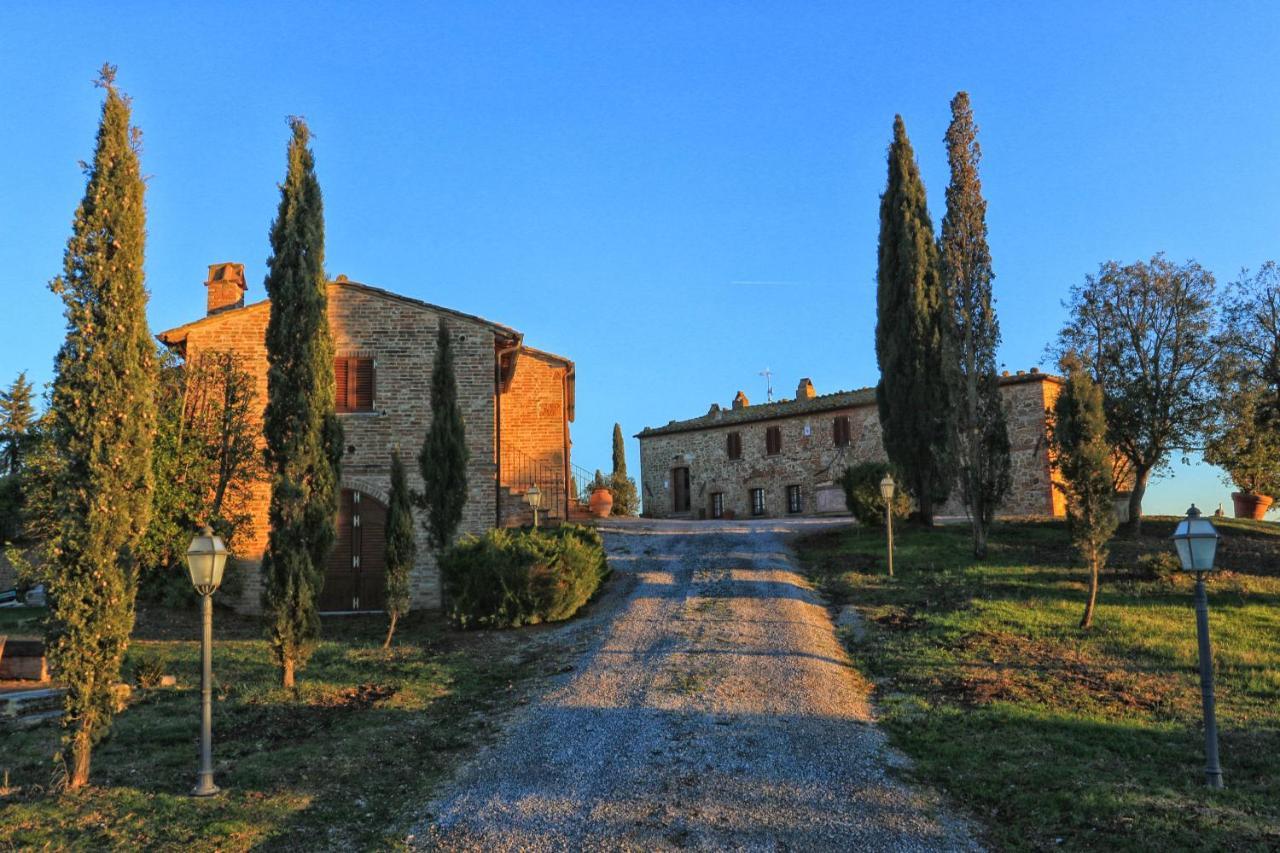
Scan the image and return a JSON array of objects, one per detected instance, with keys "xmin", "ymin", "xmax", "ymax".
[
  {"xmin": 335, "ymin": 356, "xmax": 375, "ymax": 413},
  {"xmin": 833, "ymin": 416, "xmax": 851, "ymax": 447},
  {"xmin": 765, "ymin": 425, "xmax": 782, "ymax": 455},
  {"xmin": 727, "ymin": 431, "xmax": 742, "ymax": 460}
]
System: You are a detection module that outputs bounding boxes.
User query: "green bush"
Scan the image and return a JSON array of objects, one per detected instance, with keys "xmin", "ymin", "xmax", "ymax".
[
  {"xmin": 840, "ymin": 462, "xmax": 911, "ymax": 527},
  {"xmin": 440, "ymin": 523, "xmax": 609, "ymax": 629}
]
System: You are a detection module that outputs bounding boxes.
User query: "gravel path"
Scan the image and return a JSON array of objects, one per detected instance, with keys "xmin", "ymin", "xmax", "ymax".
[{"xmin": 414, "ymin": 518, "xmax": 979, "ymax": 851}]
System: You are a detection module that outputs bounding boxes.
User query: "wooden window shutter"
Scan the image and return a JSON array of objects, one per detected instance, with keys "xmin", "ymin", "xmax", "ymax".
[
  {"xmin": 335, "ymin": 357, "xmax": 351, "ymax": 412},
  {"xmin": 727, "ymin": 432, "xmax": 741, "ymax": 460},
  {"xmin": 354, "ymin": 358, "xmax": 375, "ymax": 411}
]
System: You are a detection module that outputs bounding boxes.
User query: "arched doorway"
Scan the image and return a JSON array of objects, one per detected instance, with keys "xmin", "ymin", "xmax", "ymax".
[{"xmin": 320, "ymin": 488, "xmax": 387, "ymax": 612}]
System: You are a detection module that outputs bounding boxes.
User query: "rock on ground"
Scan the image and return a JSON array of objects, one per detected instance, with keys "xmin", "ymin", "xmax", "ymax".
[{"xmin": 414, "ymin": 518, "xmax": 979, "ymax": 852}]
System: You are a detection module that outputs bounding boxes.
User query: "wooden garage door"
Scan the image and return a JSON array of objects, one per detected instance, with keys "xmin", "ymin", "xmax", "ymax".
[{"xmin": 320, "ymin": 489, "xmax": 387, "ymax": 612}]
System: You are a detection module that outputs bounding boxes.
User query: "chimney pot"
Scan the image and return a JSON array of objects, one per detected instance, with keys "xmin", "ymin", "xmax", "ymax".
[
  {"xmin": 732, "ymin": 390, "xmax": 750, "ymax": 410},
  {"xmin": 205, "ymin": 262, "xmax": 247, "ymax": 316},
  {"xmin": 796, "ymin": 377, "xmax": 816, "ymax": 400},
  {"xmin": 1029, "ymin": 367, "xmax": 1040, "ymax": 375}
]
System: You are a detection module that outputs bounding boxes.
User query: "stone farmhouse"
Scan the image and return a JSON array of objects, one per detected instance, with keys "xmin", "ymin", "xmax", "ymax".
[
  {"xmin": 158, "ymin": 263, "xmax": 583, "ymax": 614},
  {"xmin": 637, "ymin": 373, "xmax": 1066, "ymax": 521}
]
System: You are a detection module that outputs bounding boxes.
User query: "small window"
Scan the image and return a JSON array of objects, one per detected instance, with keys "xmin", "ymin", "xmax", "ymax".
[
  {"xmin": 727, "ymin": 431, "xmax": 742, "ymax": 460},
  {"xmin": 711, "ymin": 492, "xmax": 724, "ymax": 519},
  {"xmin": 765, "ymin": 426, "xmax": 782, "ymax": 455},
  {"xmin": 787, "ymin": 484, "xmax": 803, "ymax": 514},
  {"xmin": 833, "ymin": 416, "xmax": 851, "ymax": 447},
  {"xmin": 751, "ymin": 487, "xmax": 766, "ymax": 516},
  {"xmin": 336, "ymin": 356, "xmax": 375, "ymax": 413}
]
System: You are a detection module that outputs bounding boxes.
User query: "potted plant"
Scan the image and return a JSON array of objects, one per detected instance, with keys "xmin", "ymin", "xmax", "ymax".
[
  {"xmin": 1203, "ymin": 385, "xmax": 1280, "ymax": 520},
  {"xmin": 587, "ymin": 470, "xmax": 613, "ymax": 518}
]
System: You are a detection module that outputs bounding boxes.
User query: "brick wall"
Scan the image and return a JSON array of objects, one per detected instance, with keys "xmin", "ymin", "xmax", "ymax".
[
  {"xmin": 174, "ymin": 283, "xmax": 501, "ymax": 613},
  {"xmin": 498, "ymin": 349, "xmax": 570, "ymax": 521},
  {"xmin": 638, "ymin": 376, "xmax": 1063, "ymax": 520}
]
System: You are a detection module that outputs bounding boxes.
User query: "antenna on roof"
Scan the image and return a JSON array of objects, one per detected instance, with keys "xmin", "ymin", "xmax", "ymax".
[{"xmin": 759, "ymin": 367, "xmax": 774, "ymax": 402}]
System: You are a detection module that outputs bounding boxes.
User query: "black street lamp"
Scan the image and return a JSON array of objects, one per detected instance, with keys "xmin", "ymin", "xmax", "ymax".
[
  {"xmin": 879, "ymin": 473, "xmax": 895, "ymax": 578},
  {"xmin": 186, "ymin": 524, "xmax": 229, "ymax": 797},
  {"xmin": 1170, "ymin": 504, "xmax": 1224, "ymax": 789}
]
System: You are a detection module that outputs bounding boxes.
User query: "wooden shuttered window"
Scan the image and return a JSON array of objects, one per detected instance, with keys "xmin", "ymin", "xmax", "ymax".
[
  {"xmin": 833, "ymin": 416, "xmax": 851, "ymax": 447},
  {"xmin": 727, "ymin": 431, "xmax": 742, "ymax": 460},
  {"xmin": 335, "ymin": 356, "xmax": 375, "ymax": 413},
  {"xmin": 765, "ymin": 425, "xmax": 782, "ymax": 455}
]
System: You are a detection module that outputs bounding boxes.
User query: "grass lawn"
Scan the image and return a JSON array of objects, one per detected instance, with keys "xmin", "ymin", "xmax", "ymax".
[
  {"xmin": 0, "ymin": 605, "xmax": 572, "ymax": 850},
  {"xmin": 796, "ymin": 516, "xmax": 1280, "ymax": 852}
]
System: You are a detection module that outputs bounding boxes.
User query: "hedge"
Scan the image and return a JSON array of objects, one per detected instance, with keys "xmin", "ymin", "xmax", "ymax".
[{"xmin": 439, "ymin": 523, "xmax": 609, "ymax": 629}]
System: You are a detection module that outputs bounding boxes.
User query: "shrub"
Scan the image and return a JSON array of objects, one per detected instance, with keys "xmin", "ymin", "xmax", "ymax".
[
  {"xmin": 440, "ymin": 523, "xmax": 609, "ymax": 629},
  {"xmin": 1135, "ymin": 551, "xmax": 1181, "ymax": 583},
  {"xmin": 840, "ymin": 462, "xmax": 911, "ymax": 527},
  {"xmin": 132, "ymin": 653, "xmax": 167, "ymax": 689}
]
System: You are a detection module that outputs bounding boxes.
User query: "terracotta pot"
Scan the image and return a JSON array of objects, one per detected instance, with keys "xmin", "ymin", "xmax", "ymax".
[
  {"xmin": 1231, "ymin": 492, "xmax": 1274, "ymax": 520},
  {"xmin": 588, "ymin": 488, "xmax": 613, "ymax": 518}
]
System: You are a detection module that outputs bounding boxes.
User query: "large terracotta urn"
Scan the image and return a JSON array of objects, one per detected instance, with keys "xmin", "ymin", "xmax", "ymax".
[
  {"xmin": 588, "ymin": 487, "xmax": 613, "ymax": 518},
  {"xmin": 1231, "ymin": 491, "xmax": 1274, "ymax": 520}
]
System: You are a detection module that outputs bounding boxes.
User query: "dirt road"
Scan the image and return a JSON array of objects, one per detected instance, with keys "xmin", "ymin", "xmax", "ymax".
[{"xmin": 416, "ymin": 518, "xmax": 978, "ymax": 851}]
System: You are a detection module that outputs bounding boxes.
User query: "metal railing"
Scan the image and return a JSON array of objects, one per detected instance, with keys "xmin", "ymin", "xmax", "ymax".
[{"xmin": 502, "ymin": 444, "xmax": 570, "ymax": 519}]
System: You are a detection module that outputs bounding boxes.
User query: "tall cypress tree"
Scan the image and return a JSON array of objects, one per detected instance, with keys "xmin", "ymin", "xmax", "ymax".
[
  {"xmin": 418, "ymin": 318, "xmax": 469, "ymax": 555},
  {"xmin": 611, "ymin": 423, "xmax": 627, "ymax": 479},
  {"xmin": 609, "ymin": 422, "xmax": 639, "ymax": 516},
  {"xmin": 941, "ymin": 92, "xmax": 1011, "ymax": 557},
  {"xmin": 260, "ymin": 118, "xmax": 342, "ymax": 688},
  {"xmin": 383, "ymin": 449, "xmax": 415, "ymax": 647},
  {"xmin": 874, "ymin": 115, "xmax": 957, "ymax": 525},
  {"xmin": 45, "ymin": 66, "xmax": 156, "ymax": 788}
]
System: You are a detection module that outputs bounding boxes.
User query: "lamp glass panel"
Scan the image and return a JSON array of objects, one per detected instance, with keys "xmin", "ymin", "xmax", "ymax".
[
  {"xmin": 1191, "ymin": 536, "xmax": 1217, "ymax": 570},
  {"xmin": 1174, "ymin": 537, "xmax": 1192, "ymax": 570},
  {"xmin": 879, "ymin": 477, "xmax": 894, "ymax": 501}
]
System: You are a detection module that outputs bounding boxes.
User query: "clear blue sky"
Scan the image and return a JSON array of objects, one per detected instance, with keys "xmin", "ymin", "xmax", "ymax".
[{"xmin": 2, "ymin": 2, "xmax": 1278, "ymax": 515}]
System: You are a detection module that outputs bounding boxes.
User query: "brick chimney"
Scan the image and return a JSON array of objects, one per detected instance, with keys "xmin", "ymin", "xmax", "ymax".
[
  {"xmin": 205, "ymin": 262, "xmax": 246, "ymax": 315},
  {"xmin": 732, "ymin": 390, "xmax": 750, "ymax": 410},
  {"xmin": 796, "ymin": 377, "xmax": 816, "ymax": 400}
]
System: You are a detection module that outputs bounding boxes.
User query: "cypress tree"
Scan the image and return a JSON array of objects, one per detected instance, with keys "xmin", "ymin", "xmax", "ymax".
[
  {"xmin": 941, "ymin": 92, "xmax": 1011, "ymax": 557},
  {"xmin": 383, "ymin": 449, "xmax": 415, "ymax": 647},
  {"xmin": 874, "ymin": 115, "xmax": 957, "ymax": 525},
  {"xmin": 44, "ymin": 66, "xmax": 157, "ymax": 788},
  {"xmin": 417, "ymin": 318, "xmax": 469, "ymax": 555},
  {"xmin": 1049, "ymin": 354, "xmax": 1117, "ymax": 629},
  {"xmin": 611, "ymin": 423, "xmax": 627, "ymax": 478},
  {"xmin": 260, "ymin": 118, "xmax": 342, "ymax": 688},
  {"xmin": 0, "ymin": 371, "xmax": 36, "ymax": 476}
]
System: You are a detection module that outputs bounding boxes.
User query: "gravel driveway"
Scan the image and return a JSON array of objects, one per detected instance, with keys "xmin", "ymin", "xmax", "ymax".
[{"xmin": 415, "ymin": 518, "xmax": 979, "ymax": 851}]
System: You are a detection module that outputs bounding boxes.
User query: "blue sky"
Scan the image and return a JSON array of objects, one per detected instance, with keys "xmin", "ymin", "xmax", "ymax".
[{"xmin": 2, "ymin": 2, "xmax": 1278, "ymax": 515}]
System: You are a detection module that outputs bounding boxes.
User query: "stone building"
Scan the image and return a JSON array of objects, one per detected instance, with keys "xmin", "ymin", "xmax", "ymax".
[
  {"xmin": 158, "ymin": 263, "xmax": 580, "ymax": 614},
  {"xmin": 637, "ymin": 373, "xmax": 1065, "ymax": 520}
]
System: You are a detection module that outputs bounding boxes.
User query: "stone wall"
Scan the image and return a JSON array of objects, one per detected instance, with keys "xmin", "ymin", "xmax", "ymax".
[
  {"xmin": 176, "ymin": 283, "xmax": 501, "ymax": 613},
  {"xmin": 638, "ymin": 376, "xmax": 1063, "ymax": 520}
]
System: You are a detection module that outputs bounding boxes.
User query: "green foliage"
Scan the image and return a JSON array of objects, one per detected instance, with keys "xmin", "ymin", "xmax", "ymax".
[
  {"xmin": 0, "ymin": 371, "xmax": 36, "ymax": 477},
  {"xmin": 0, "ymin": 475, "xmax": 21, "ymax": 543},
  {"xmin": 608, "ymin": 423, "xmax": 639, "ymax": 515},
  {"xmin": 840, "ymin": 462, "xmax": 910, "ymax": 527},
  {"xmin": 1205, "ymin": 262, "xmax": 1280, "ymax": 497},
  {"xmin": 941, "ymin": 92, "xmax": 1011, "ymax": 556},
  {"xmin": 1049, "ymin": 355, "xmax": 1117, "ymax": 628},
  {"xmin": 44, "ymin": 66, "xmax": 157, "ymax": 787},
  {"xmin": 874, "ymin": 115, "xmax": 957, "ymax": 523},
  {"xmin": 1056, "ymin": 254, "xmax": 1216, "ymax": 530},
  {"xmin": 260, "ymin": 117, "xmax": 342, "ymax": 687},
  {"xmin": 417, "ymin": 319, "xmax": 469, "ymax": 553},
  {"xmin": 138, "ymin": 348, "xmax": 261, "ymax": 606},
  {"xmin": 439, "ymin": 524, "xmax": 608, "ymax": 629},
  {"xmin": 383, "ymin": 450, "xmax": 415, "ymax": 646}
]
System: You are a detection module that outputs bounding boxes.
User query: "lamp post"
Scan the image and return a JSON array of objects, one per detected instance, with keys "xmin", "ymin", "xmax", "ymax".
[
  {"xmin": 1171, "ymin": 504, "xmax": 1224, "ymax": 789},
  {"xmin": 879, "ymin": 473, "xmax": 895, "ymax": 578},
  {"xmin": 525, "ymin": 484, "xmax": 543, "ymax": 529},
  {"xmin": 185, "ymin": 524, "xmax": 228, "ymax": 797}
]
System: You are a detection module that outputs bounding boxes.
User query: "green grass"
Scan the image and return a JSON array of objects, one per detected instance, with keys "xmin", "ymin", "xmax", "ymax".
[
  {"xmin": 0, "ymin": 608, "xmax": 561, "ymax": 850},
  {"xmin": 796, "ymin": 517, "xmax": 1280, "ymax": 852}
]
